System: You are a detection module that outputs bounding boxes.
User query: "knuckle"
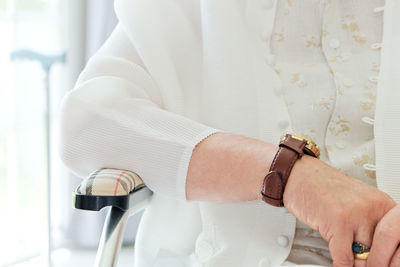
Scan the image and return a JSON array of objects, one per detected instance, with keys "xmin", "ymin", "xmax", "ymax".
[
  {"xmin": 374, "ymin": 193, "xmax": 395, "ymax": 211},
  {"xmin": 345, "ymin": 197, "xmax": 370, "ymax": 218},
  {"xmin": 376, "ymin": 221, "xmax": 394, "ymax": 238},
  {"xmin": 357, "ymin": 202, "xmax": 370, "ymax": 216},
  {"xmin": 333, "ymin": 206, "xmax": 350, "ymax": 222}
]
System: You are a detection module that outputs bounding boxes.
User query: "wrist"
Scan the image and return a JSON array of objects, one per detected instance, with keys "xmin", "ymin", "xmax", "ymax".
[
  {"xmin": 282, "ymin": 154, "xmax": 319, "ymax": 208},
  {"xmin": 186, "ymin": 132, "xmax": 280, "ymax": 202},
  {"xmin": 261, "ymin": 133, "xmax": 320, "ymax": 207}
]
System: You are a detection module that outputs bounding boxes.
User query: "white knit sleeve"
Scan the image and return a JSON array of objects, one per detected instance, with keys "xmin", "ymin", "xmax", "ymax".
[{"xmin": 60, "ymin": 25, "xmax": 221, "ymax": 200}]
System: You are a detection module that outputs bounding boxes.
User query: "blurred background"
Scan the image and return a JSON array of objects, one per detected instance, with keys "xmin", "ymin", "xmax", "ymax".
[{"xmin": 0, "ymin": 0, "xmax": 139, "ymax": 266}]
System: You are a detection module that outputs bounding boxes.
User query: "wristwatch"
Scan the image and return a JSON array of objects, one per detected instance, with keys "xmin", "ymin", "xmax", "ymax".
[{"xmin": 261, "ymin": 133, "xmax": 320, "ymax": 207}]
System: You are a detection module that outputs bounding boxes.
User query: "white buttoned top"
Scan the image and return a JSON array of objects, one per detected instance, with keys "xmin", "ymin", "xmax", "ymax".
[
  {"xmin": 270, "ymin": 0, "xmax": 384, "ymax": 265},
  {"xmin": 60, "ymin": 0, "xmax": 400, "ymax": 266}
]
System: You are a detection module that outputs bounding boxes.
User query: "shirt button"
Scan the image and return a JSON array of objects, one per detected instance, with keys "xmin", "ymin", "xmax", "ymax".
[
  {"xmin": 335, "ymin": 140, "xmax": 347, "ymax": 149},
  {"xmin": 259, "ymin": 258, "xmax": 271, "ymax": 267},
  {"xmin": 371, "ymin": 43, "xmax": 382, "ymax": 49},
  {"xmin": 343, "ymin": 78, "xmax": 354, "ymax": 87},
  {"xmin": 278, "ymin": 119, "xmax": 289, "ymax": 129},
  {"xmin": 261, "ymin": 0, "xmax": 274, "ymax": 9},
  {"xmin": 369, "ymin": 76, "xmax": 379, "ymax": 83},
  {"xmin": 261, "ymin": 28, "xmax": 271, "ymax": 42},
  {"xmin": 276, "ymin": 235, "xmax": 289, "ymax": 247},
  {"xmin": 361, "ymin": 116, "xmax": 375, "ymax": 125},
  {"xmin": 265, "ymin": 54, "xmax": 276, "ymax": 66},
  {"xmin": 273, "ymin": 86, "xmax": 283, "ymax": 96},
  {"xmin": 363, "ymin": 163, "xmax": 376, "ymax": 171},
  {"xmin": 195, "ymin": 239, "xmax": 215, "ymax": 263},
  {"xmin": 329, "ymin": 39, "xmax": 340, "ymax": 49},
  {"xmin": 373, "ymin": 6, "xmax": 385, "ymax": 13}
]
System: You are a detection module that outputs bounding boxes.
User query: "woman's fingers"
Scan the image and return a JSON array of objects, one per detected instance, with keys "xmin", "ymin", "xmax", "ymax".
[
  {"xmin": 329, "ymin": 226, "xmax": 354, "ymax": 267},
  {"xmin": 354, "ymin": 225, "xmax": 375, "ymax": 267},
  {"xmin": 282, "ymin": 156, "xmax": 396, "ymax": 267},
  {"xmin": 368, "ymin": 205, "xmax": 400, "ymax": 267}
]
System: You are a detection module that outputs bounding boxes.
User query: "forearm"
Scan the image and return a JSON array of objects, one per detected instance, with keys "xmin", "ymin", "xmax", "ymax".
[
  {"xmin": 186, "ymin": 132, "xmax": 279, "ymax": 202},
  {"xmin": 186, "ymin": 132, "xmax": 398, "ymax": 266}
]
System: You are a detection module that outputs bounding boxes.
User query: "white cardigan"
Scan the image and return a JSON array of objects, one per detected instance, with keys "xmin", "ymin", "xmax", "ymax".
[{"xmin": 60, "ymin": 0, "xmax": 400, "ymax": 266}]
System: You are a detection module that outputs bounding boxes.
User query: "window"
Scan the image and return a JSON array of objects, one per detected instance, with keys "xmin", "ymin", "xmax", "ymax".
[{"xmin": 0, "ymin": 0, "xmax": 66, "ymax": 265}]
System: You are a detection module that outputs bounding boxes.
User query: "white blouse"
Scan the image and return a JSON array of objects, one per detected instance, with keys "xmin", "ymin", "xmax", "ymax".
[{"xmin": 271, "ymin": 0, "xmax": 383, "ymax": 265}]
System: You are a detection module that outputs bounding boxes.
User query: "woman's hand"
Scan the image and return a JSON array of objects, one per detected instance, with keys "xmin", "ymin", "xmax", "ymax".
[
  {"xmin": 185, "ymin": 132, "xmax": 397, "ymax": 266},
  {"xmin": 367, "ymin": 204, "xmax": 400, "ymax": 267},
  {"xmin": 283, "ymin": 155, "xmax": 396, "ymax": 267}
]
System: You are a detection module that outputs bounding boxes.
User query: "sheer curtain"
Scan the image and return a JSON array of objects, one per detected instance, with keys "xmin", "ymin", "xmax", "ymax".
[
  {"xmin": 0, "ymin": 0, "xmax": 136, "ymax": 265},
  {"xmin": 0, "ymin": 0, "xmax": 68, "ymax": 265}
]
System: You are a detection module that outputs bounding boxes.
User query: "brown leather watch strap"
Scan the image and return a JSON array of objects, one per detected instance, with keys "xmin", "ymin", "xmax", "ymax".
[{"xmin": 261, "ymin": 134, "xmax": 315, "ymax": 207}]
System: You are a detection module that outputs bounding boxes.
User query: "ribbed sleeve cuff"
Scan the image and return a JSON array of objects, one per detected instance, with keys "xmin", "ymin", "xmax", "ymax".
[{"xmin": 60, "ymin": 76, "xmax": 225, "ymax": 201}]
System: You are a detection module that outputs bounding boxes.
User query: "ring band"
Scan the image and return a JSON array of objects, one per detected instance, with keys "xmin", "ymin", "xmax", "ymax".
[{"xmin": 355, "ymin": 252, "xmax": 370, "ymax": 260}]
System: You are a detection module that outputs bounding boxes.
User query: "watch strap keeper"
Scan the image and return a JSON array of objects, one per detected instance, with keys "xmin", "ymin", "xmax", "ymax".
[{"xmin": 261, "ymin": 135, "xmax": 309, "ymax": 207}]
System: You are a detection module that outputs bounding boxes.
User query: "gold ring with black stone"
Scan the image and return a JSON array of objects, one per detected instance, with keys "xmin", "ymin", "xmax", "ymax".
[{"xmin": 352, "ymin": 242, "xmax": 370, "ymax": 260}]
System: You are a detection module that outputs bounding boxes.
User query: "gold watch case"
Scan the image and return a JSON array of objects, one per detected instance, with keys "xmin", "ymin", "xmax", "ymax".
[{"xmin": 280, "ymin": 133, "xmax": 321, "ymax": 159}]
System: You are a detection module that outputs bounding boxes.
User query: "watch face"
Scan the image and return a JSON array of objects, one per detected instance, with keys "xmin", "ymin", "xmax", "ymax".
[{"xmin": 281, "ymin": 133, "xmax": 321, "ymax": 159}]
